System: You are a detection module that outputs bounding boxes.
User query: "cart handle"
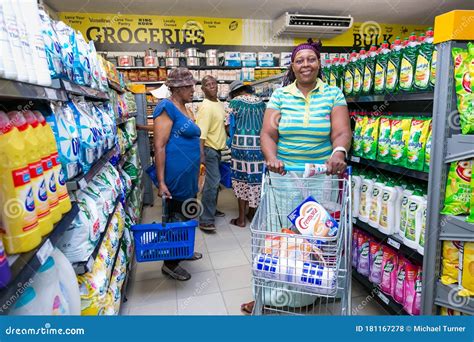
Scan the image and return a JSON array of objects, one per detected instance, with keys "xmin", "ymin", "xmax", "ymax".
[{"xmin": 264, "ymin": 163, "xmax": 352, "ymax": 175}]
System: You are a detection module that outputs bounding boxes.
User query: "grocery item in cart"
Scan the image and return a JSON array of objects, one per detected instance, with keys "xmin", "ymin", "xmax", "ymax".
[
  {"xmin": 356, "ymin": 232, "xmax": 370, "ymax": 277},
  {"xmin": 253, "ymin": 253, "xmax": 291, "ymax": 282},
  {"xmin": 368, "ymin": 240, "xmax": 383, "ymax": 284},
  {"xmin": 440, "ymin": 240, "xmax": 462, "ymax": 285},
  {"xmin": 407, "ymin": 118, "xmax": 431, "ymax": 171},
  {"xmin": 441, "ymin": 160, "xmax": 472, "ymax": 216},
  {"xmin": 452, "ymin": 46, "xmax": 473, "ymax": 134},
  {"xmin": 293, "ymin": 261, "xmax": 336, "ymax": 294},
  {"xmin": 377, "ymin": 117, "xmax": 392, "ymax": 163},
  {"xmin": 458, "ymin": 242, "xmax": 474, "ymax": 297},
  {"xmin": 287, "ymin": 196, "xmax": 339, "ymax": 238},
  {"xmin": 279, "ymin": 229, "xmax": 313, "ymax": 262},
  {"xmin": 389, "ymin": 118, "xmax": 411, "ymax": 167},
  {"xmin": 380, "ymin": 246, "xmax": 398, "ymax": 295},
  {"xmin": 361, "ymin": 116, "xmax": 380, "ymax": 160}
]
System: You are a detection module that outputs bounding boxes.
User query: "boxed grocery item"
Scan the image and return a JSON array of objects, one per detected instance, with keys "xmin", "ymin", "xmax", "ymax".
[
  {"xmin": 224, "ymin": 52, "xmax": 241, "ymax": 67},
  {"xmin": 258, "ymin": 52, "xmax": 274, "ymax": 67},
  {"xmin": 241, "ymin": 52, "xmax": 257, "ymax": 67}
]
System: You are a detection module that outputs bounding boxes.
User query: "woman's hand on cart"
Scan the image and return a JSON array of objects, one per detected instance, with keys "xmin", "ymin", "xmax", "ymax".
[
  {"xmin": 266, "ymin": 158, "xmax": 286, "ymax": 175},
  {"xmin": 325, "ymin": 152, "xmax": 347, "ymax": 176},
  {"xmin": 158, "ymin": 182, "xmax": 172, "ymax": 199}
]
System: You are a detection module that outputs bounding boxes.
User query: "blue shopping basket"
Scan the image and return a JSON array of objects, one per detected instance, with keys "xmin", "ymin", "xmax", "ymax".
[{"xmin": 131, "ymin": 197, "xmax": 197, "ymax": 262}]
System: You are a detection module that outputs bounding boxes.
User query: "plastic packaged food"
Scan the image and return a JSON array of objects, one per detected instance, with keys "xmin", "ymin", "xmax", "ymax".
[
  {"xmin": 390, "ymin": 118, "xmax": 412, "ymax": 167},
  {"xmin": 452, "ymin": 46, "xmax": 473, "ymax": 134},
  {"xmin": 361, "ymin": 116, "xmax": 380, "ymax": 160},
  {"xmin": 377, "ymin": 117, "xmax": 392, "ymax": 163},
  {"xmin": 458, "ymin": 242, "xmax": 474, "ymax": 297},
  {"xmin": 441, "ymin": 160, "xmax": 472, "ymax": 216},
  {"xmin": 407, "ymin": 119, "xmax": 431, "ymax": 171},
  {"xmin": 440, "ymin": 241, "xmax": 462, "ymax": 285}
]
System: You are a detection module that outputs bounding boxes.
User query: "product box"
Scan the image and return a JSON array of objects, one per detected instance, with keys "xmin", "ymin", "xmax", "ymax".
[
  {"xmin": 280, "ymin": 58, "xmax": 291, "ymax": 67},
  {"xmin": 224, "ymin": 51, "xmax": 241, "ymax": 67},
  {"xmin": 258, "ymin": 52, "xmax": 274, "ymax": 67},
  {"xmin": 241, "ymin": 52, "xmax": 257, "ymax": 67}
]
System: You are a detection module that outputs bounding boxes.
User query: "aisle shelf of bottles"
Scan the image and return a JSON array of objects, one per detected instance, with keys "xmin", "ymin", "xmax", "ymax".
[
  {"xmin": 0, "ymin": 204, "xmax": 80, "ymax": 313},
  {"xmin": 350, "ymin": 156, "xmax": 429, "ymax": 182}
]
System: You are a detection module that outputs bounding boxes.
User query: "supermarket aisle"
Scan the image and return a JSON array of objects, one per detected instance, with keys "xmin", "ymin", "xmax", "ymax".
[{"xmin": 122, "ymin": 189, "xmax": 389, "ymax": 316}]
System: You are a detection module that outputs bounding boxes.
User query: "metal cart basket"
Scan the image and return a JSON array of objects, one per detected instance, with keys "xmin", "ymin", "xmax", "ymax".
[{"xmin": 250, "ymin": 165, "xmax": 352, "ymax": 315}]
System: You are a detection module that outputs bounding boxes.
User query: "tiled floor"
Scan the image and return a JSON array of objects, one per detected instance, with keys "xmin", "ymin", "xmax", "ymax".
[{"xmin": 122, "ymin": 188, "xmax": 389, "ymax": 316}]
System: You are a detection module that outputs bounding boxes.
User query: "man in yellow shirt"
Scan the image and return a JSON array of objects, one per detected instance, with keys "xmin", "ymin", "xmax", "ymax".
[{"xmin": 196, "ymin": 76, "xmax": 227, "ymax": 231}]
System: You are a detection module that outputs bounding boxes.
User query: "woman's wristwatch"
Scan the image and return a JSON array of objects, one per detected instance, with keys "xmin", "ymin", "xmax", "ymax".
[{"xmin": 331, "ymin": 146, "xmax": 348, "ymax": 160}]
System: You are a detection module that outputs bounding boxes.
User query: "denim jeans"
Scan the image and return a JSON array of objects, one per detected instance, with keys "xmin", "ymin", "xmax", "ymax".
[{"xmin": 200, "ymin": 147, "xmax": 221, "ymax": 225}]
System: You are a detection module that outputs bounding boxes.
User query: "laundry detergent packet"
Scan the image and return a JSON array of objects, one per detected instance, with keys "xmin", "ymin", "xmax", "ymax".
[
  {"xmin": 352, "ymin": 115, "xmax": 368, "ymax": 157},
  {"xmin": 441, "ymin": 160, "xmax": 472, "ymax": 216},
  {"xmin": 458, "ymin": 242, "xmax": 474, "ymax": 297},
  {"xmin": 407, "ymin": 118, "xmax": 431, "ymax": 171},
  {"xmin": 390, "ymin": 118, "xmax": 411, "ymax": 167},
  {"xmin": 441, "ymin": 241, "xmax": 462, "ymax": 285},
  {"xmin": 361, "ymin": 116, "xmax": 380, "ymax": 160},
  {"xmin": 452, "ymin": 47, "xmax": 473, "ymax": 134}
]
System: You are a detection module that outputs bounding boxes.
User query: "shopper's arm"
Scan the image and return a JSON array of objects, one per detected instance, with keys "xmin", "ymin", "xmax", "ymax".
[
  {"xmin": 136, "ymin": 124, "xmax": 154, "ymax": 132},
  {"xmin": 327, "ymin": 105, "xmax": 352, "ymax": 175},
  {"xmin": 260, "ymin": 108, "xmax": 284, "ymax": 175},
  {"xmin": 154, "ymin": 112, "xmax": 173, "ymax": 198}
]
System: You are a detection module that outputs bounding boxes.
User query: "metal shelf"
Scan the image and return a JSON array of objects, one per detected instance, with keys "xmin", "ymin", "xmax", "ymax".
[
  {"xmin": 66, "ymin": 146, "xmax": 118, "ymax": 191},
  {"xmin": 434, "ymin": 282, "xmax": 474, "ymax": 315},
  {"xmin": 131, "ymin": 81, "xmax": 165, "ymax": 85},
  {"xmin": 108, "ymin": 80, "xmax": 125, "ymax": 94},
  {"xmin": 248, "ymin": 73, "xmax": 285, "ymax": 86},
  {"xmin": 350, "ymin": 156, "xmax": 429, "ymax": 181},
  {"xmin": 60, "ymin": 79, "xmax": 109, "ymax": 101},
  {"xmin": 0, "ymin": 204, "xmax": 79, "ymax": 314},
  {"xmin": 0, "ymin": 78, "xmax": 68, "ymax": 101},
  {"xmin": 445, "ymin": 134, "xmax": 474, "ymax": 162},
  {"xmin": 439, "ymin": 215, "xmax": 474, "ymax": 241},
  {"xmin": 351, "ymin": 269, "xmax": 407, "ymax": 315},
  {"xmin": 353, "ymin": 218, "xmax": 423, "ymax": 264},
  {"xmin": 346, "ymin": 91, "xmax": 434, "ymax": 103},
  {"xmin": 116, "ymin": 66, "xmax": 159, "ymax": 70},
  {"xmin": 117, "ymin": 116, "xmax": 136, "ymax": 126}
]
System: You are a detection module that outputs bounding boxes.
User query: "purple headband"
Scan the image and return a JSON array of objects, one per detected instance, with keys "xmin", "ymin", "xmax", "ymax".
[{"xmin": 291, "ymin": 38, "xmax": 323, "ymax": 62}]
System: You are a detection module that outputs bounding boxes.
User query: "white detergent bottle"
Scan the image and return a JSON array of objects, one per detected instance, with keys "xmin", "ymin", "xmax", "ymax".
[
  {"xmin": 32, "ymin": 256, "xmax": 70, "ymax": 315},
  {"xmin": 52, "ymin": 248, "xmax": 81, "ymax": 315},
  {"xmin": 0, "ymin": 2, "xmax": 5, "ymax": 77},
  {"xmin": 393, "ymin": 183, "xmax": 404, "ymax": 234},
  {"xmin": 398, "ymin": 186, "xmax": 414, "ymax": 238},
  {"xmin": 352, "ymin": 173, "xmax": 362, "ymax": 218},
  {"xmin": 20, "ymin": 0, "xmax": 52, "ymax": 86},
  {"xmin": 0, "ymin": 2, "xmax": 17, "ymax": 80},
  {"xmin": 2, "ymin": 0, "xmax": 27, "ymax": 82},
  {"xmin": 11, "ymin": 0, "xmax": 37, "ymax": 84},
  {"xmin": 417, "ymin": 194, "xmax": 427, "ymax": 255},
  {"xmin": 379, "ymin": 179, "xmax": 398, "ymax": 235},
  {"xmin": 10, "ymin": 287, "xmax": 46, "ymax": 315},
  {"xmin": 403, "ymin": 189, "xmax": 424, "ymax": 249},
  {"xmin": 368, "ymin": 176, "xmax": 385, "ymax": 228},
  {"xmin": 359, "ymin": 175, "xmax": 375, "ymax": 222}
]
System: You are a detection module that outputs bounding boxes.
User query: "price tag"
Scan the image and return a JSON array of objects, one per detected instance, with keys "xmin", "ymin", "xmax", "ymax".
[
  {"xmin": 78, "ymin": 178, "xmax": 88, "ymax": 189},
  {"xmin": 351, "ymin": 156, "xmax": 360, "ymax": 163},
  {"xmin": 37, "ymin": 239, "xmax": 54, "ymax": 265},
  {"xmin": 377, "ymin": 291, "xmax": 390, "ymax": 305},
  {"xmin": 387, "ymin": 237, "xmax": 401, "ymax": 250}
]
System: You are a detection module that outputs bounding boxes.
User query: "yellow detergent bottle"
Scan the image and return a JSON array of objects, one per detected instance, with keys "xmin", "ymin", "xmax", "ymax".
[
  {"xmin": 0, "ymin": 111, "xmax": 41, "ymax": 253},
  {"xmin": 33, "ymin": 111, "xmax": 71, "ymax": 215},
  {"xmin": 25, "ymin": 110, "xmax": 60, "ymax": 224},
  {"xmin": 7, "ymin": 111, "xmax": 53, "ymax": 237}
]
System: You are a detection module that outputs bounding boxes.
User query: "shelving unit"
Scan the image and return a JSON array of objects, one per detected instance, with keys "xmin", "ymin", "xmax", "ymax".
[
  {"xmin": 0, "ymin": 204, "xmax": 79, "ymax": 314},
  {"xmin": 108, "ymin": 80, "xmax": 125, "ymax": 94},
  {"xmin": 60, "ymin": 79, "xmax": 109, "ymax": 101},
  {"xmin": 345, "ymin": 91, "xmax": 434, "ymax": 103},
  {"xmin": 434, "ymin": 283, "xmax": 474, "ymax": 315},
  {"xmin": 350, "ymin": 156, "xmax": 429, "ymax": 181}
]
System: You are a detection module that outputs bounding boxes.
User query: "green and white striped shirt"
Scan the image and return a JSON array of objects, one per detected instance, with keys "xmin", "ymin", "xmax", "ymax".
[{"xmin": 267, "ymin": 79, "xmax": 347, "ymax": 165}]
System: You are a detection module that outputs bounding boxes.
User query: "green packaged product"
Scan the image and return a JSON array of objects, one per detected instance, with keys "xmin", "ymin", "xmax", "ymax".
[
  {"xmin": 414, "ymin": 33, "xmax": 433, "ymax": 91},
  {"xmin": 389, "ymin": 118, "xmax": 411, "ymax": 166},
  {"xmin": 374, "ymin": 42, "xmax": 390, "ymax": 94},
  {"xmin": 362, "ymin": 45, "xmax": 378, "ymax": 95},
  {"xmin": 407, "ymin": 118, "xmax": 431, "ymax": 171},
  {"xmin": 386, "ymin": 37, "xmax": 403, "ymax": 93},
  {"xmin": 468, "ymin": 172, "xmax": 474, "ymax": 223},
  {"xmin": 377, "ymin": 117, "xmax": 392, "ymax": 163},
  {"xmin": 452, "ymin": 46, "xmax": 474, "ymax": 134},
  {"xmin": 322, "ymin": 59, "xmax": 331, "ymax": 83},
  {"xmin": 353, "ymin": 49, "xmax": 366, "ymax": 96},
  {"xmin": 352, "ymin": 115, "xmax": 367, "ymax": 156},
  {"xmin": 441, "ymin": 160, "xmax": 472, "ymax": 216},
  {"xmin": 343, "ymin": 51, "xmax": 357, "ymax": 96},
  {"xmin": 424, "ymin": 121, "xmax": 432, "ymax": 172},
  {"xmin": 399, "ymin": 33, "xmax": 419, "ymax": 92},
  {"xmin": 361, "ymin": 116, "xmax": 380, "ymax": 160},
  {"xmin": 427, "ymin": 28, "xmax": 437, "ymax": 88},
  {"xmin": 329, "ymin": 55, "xmax": 340, "ymax": 88}
]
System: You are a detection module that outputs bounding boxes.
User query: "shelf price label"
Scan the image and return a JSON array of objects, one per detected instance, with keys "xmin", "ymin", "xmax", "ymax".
[
  {"xmin": 387, "ymin": 237, "xmax": 401, "ymax": 250},
  {"xmin": 37, "ymin": 239, "xmax": 54, "ymax": 265},
  {"xmin": 351, "ymin": 156, "xmax": 360, "ymax": 163},
  {"xmin": 377, "ymin": 291, "xmax": 390, "ymax": 305}
]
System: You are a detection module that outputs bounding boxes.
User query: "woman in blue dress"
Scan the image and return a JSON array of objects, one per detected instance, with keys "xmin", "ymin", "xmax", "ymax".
[{"xmin": 153, "ymin": 68, "xmax": 203, "ymax": 281}]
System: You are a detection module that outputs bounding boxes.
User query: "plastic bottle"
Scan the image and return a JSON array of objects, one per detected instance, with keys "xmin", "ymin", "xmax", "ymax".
[
  {"xmin": 24, "ymin": 111, "xmax": 60, "ymax": 224},
  {"xmin": 10, "ymin": 287, "xmax": 46, "ymax": 315},
  {"xmin": 0, "ymin": 239, "xmax": 11, "ymax": 288},
  {"xmin": 7, "ymin": 111, "xmax": 53, "ymax": 237},
  {"xmin": 52, "ymin": 248, "xmax": 81, "ymax": 315},
  {"xmin": 427, "ymin": 28, "xmax": 437, "ymax": 88},
  {"xmin": 353, "ymin": 49, "xmax": 365, "ymax": 96},
  {"xmin": 0, "ymin": 3, "xmax": 7, "ymax": 77},
  {"xmin": 322, "ymin": 58, "xmax": 331, "ymax": 83},
  {"xmin": 19, "ymin": 0, "xmax": 52, "ymax": 86},
  {"xmin": 351, "ymin": 171, "xmax": 362, "ymax": 218},
  {"xmin": 359, "ymin": 175, "xmax": 375, "ymax": 222},
  {"xmin": 379, "ymin": 179, "xmax": 398, "ymax": 235},
  {"xmin": 329, "ymin": 55, "xmax": 340, "ymax": 88},
  {"xmin": 0, "ymin": 111, "xmax": 41, "ymax": 254},
  {"xmin": 343, "ymin": 51, "xmax": 357, "ymax": 96},
  {"xmin": 414, "ymin": 32, "xmax": 434, "ymax": 91},
  {"xmin": 417, "ymin": 195, "xmax": 427, "ymax": 255},
  {"xmin": 2, "ymin": 0, "xmax": 28, "ymax": 82},
  {"xmin": 368, "ymin": 176, "xmax": 385, "ymax": 228},
  {"xmin": 12, "ymin": 0, "xmax": 36, "ymax": 84},
  {"xmin": 394, "ymin": 183, "xmax": 404, "ymax": 234},
  {"xmin": 374, "ymin": 41, "xmax": 390, "ymax": 94},
  {"xmin": 399, "ymin": 33, "xmax": 419, "ymax": 92},
  {"xmin": 38, "ymin": 4, "xmax": 64, "ymax": 79},
  {"xmin": 385, "ymin": 37, "xmax": 403, "ymax": 94},
  {"xmin": 338, "ymin": 56, "xmax": 346, "ymax": 91},
  {"xmin": 398, "ymin": 186, "xmax": 414, "ymax": 237},
  {"xmin": 404, "ymin": 189, "xmax": 425, "ymax": 249},
  {"xmin": 362, "ymin": 45, "xmax": 378, "ymax": 95},
  {"xmin": 33, "ymin": 110, "xmax": 72, "ymax": 216},
  {"xmin": 32, "ymin": 256, "xmax": 70, "ymax": 315}
]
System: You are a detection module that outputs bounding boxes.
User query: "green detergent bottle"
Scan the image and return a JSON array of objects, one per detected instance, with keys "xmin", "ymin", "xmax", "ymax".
[
  {"xmin": 322, "ymin": 58, "xmax": 331, "ymax": 83},
  {"xmin": 329, "ymin": 55, "xmax": 340, "ymax": 88},
  {"xmin": 426, "ymin": 28, "xmax": 437, "ymax": 88},
  {"xmin": 353, "ymin": 50, "xmax": 365, "ymax": 96},
  {"xmin": 338, "ymin": 56, "xmax": 347, "ymax": 91},
  {"xmin": 385, "ymin": 37, "xmax": 403, "ymax": 93},
  {"xmin": 414, "ymin": 33, "xmax": 434, "ymax": 91},
  {"xmin": 399, "ymin": 33, "xmax": 419, "ymax": 92},
  {"xmin": 343, "ymin": 51, "xmax": 357, "ymax": 96},
  {"xmin": 374, "ymin": 41, "xmax": 391, "ymax": 94},
  {"xmin": 362, "ymin": 45, "xmax": 378, "ymax": 95}
]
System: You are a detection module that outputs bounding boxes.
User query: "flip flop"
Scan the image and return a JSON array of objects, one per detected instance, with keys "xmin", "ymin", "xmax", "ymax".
[
  {"xmin": 230, "ymin": 218, "xmax": 246, "ymax": 228},
  {"xmin": 240, "ymin": 301, "xmax": 254, "ymax": 315},
  {"xmin": 189, "ymin": 252, "xmax": 203, "ymax": 260}
]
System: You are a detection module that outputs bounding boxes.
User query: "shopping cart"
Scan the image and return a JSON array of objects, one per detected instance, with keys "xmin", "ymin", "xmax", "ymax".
[{"xmin": 250, "ymin": 164, "xmax": 352, "ymax": 315}]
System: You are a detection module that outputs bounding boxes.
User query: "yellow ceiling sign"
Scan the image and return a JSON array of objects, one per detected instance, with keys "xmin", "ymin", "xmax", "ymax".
[{"xmin": 59, "ymin": 12, "xmax": 242, "ymax": 46}]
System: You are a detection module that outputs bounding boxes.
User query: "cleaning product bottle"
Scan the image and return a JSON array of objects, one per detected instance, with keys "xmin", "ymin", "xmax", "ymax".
[
  {"xmin": 322, "ymin": 58, "xmax": 331, "ymax": 83},
  {"xmin": 34, "ymin": 110, "xmax": 72, "ymax": 216},
  {"xmin": 12, "ymin": 0, "xmax": 36, "ymax": 84},
  {"xmin": 343, "ymin": 51, "xmax": 357, "ymax": 96},
  {"xmin": 362, "ymin": 45, "xmax": 378, "ymax": 95},
  {"xmin": 379, "ymin": 179, "xmax": 398, "ymax": 235},
  {"xmin": 369, "ymin": 176, "xmax": 385, "ymax": 228},
  {"xmin": 374, "ymin": 41, "xmax": 390, "ymax": 94},
  {"xmin": 385, "ymin": 37, "xmax": 403, "ymax": 94},
  {"xmin": 404, "ymin": 188, "xmax": 425, "ymax": 249},
  {"xmin": 2, "ymin": 0, "xmax": 28, "ymax": 82},
  {"xmin": 0, "ymin": 2, "xmax": 12, "ymax": 78},
  {"xmin": 353, "ymin": 49, "xmax": 365, "ymax": 96},
  {"xmin": 399, "ymin": 33, "xmax": 419, "ymax": 92},
  {"xmin": 20, "ymin": 0, "xmax": 52, "ymax": 86},
  {"xmin": 0, "ymin": 111, "xmax": 41, "ymax": 254},
  {"xmin": 10, "ymin": 287, "xmax": 46, "ymax": 315},
  {"xmin": 398, "ymin": 184, "xmax": 414, "ymax": 237},
  {"xmin": 38, "ymin": 4, "xmax": 65, "ymax": 79},
  {"xmin": 329, "ymin": 55, "xmax": 340, "ymax": 88},
  {"xmin": 52, "ymin": 248, "xmax": 81, "ymax": 315},
  {"xmin": 338, "ymin": 56, "xmax": 346, "ymax": 91},
  {"xmin": 24, "ymin": 111, "xmax": 60, "ymax": 224},
  {"xmin": 351, "ymin": 169, "xmax": 362, "ymax": 217},
  {"xmin": 359, "ymin": 173, "xmax": 375, "ymax": 222},
  {"xmin": 417, "ymin": 194, "xmax": 427, "ymax": 255},
  {"xmin": 394, "ymin": 182, "xmax": 405, "ymax": 234},
  {"xmin": 7, "ymin": 111, "xmax": 53, "ymax": 237},
  {"xmin": 0, "ymin": 239, "xmax": 12, "ymax": 288},
  {"xmin": 427, "ymin": 28, "xmax": 437, "ymax": 88},
  {"xmin": 414, "ymin": 32, "xmax": 434, "ymax": 91}
]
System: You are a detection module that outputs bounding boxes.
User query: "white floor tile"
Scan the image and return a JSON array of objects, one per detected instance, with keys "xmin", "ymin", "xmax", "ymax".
[
  {"xmin": 176, "ymin": 270, "xmax": 221, "ymax": 300},
  {"xmin": 177, "ymin": 292, "xmax": 228, "ymax": 315},
  {"xmin": 215, "ymin": 264, "xmax": 252, "ymax": 292},
  {"xmin": 242, "ymin": 247, "xmax": 253, "ymax": 263},
  {"xmin": 204, "ymin": 231, "xmax": 241, "ymax": 253},
  {"xmin": 128, "ymin": 299, "xmax": 178, "ymax": 315},
  {"xmin": 209, "ymin": 248, "xmax": 249, "ymax": 270},
  {"xmin": 180, "ymin": 252, "xmax": 214, "ymax": 274},
  {"xmin": 222, "ymin": 287, "xmax": 253, "ymax": 315},
  {"xmin": 131, "ymin": 260, "xmax": 164, "ymax": 282},
  {"xmin": 129, "ymin": 275, "xmax": 177, "ymax": 306}
]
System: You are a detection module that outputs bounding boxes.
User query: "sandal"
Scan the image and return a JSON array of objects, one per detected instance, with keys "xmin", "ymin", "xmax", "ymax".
[
  {"xmin": 199, "ymin": 223, "xmax": 216, "ymax": 232},
  {"xmin": 230, "ymin": 218, "xmax": 246, "ymax": 228},
  {"xmin": 189, "ymin": 252, "xmax": 203, "ymax": 260},
  {"xmin": 162, "ymin": 265, "xmax": 191, "ymax": 281},
  {"xmin": 240, "ymin": 301, "xmax": 254, "ymax": 315}
]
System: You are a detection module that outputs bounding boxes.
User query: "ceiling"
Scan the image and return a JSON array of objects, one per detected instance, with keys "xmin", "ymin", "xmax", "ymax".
[{"xmin": 45, "ymin": 0, "xmax": 474, "ymax": 25}]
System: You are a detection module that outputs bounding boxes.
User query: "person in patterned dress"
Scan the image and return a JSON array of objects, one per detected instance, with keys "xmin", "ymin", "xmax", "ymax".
[{"xmin": 227, "ymin": 81, "xmax": 266, "ymax": 227}]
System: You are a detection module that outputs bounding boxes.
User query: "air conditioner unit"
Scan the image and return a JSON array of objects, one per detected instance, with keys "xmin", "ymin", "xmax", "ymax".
[{"xmin": 273, "ymin": 12, "xmax": 353, "ymax": 38}]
